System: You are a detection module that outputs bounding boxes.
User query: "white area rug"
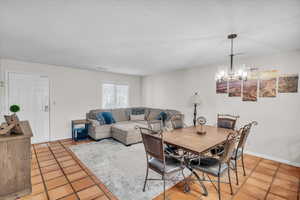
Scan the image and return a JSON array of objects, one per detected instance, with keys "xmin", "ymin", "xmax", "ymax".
[{"xmin": 69, "ymin": 139, "xmax": 188, "ymax": 200}]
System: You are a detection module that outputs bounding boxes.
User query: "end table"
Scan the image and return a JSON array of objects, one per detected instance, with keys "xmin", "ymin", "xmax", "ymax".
[{"xmin": 71, "ymin": 119, "xmax": 91, "ymax": 141}]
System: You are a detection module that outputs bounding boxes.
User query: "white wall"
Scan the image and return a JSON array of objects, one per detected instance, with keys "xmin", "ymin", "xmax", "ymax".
[
  {"xmin": 0, "ymin": 59, "xmax": 142, "ymax": 141},
  {"xmin": 142, "ymin": 51, "xmax": 300, "ymax": 166}
]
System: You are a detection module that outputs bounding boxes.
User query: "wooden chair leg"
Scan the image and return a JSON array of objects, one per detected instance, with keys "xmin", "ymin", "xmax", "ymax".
[{"xmin": 143, "ymin": 166, "xmax": 149, "ymax": 192}]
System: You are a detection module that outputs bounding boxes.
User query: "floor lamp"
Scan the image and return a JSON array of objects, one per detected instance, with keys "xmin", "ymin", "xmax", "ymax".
[{"xmin": 192, "ymin": 92, "xmax": 201, "ymax": 127}]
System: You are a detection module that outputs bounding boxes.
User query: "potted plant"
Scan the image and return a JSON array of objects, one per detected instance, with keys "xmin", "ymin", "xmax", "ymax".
[
  {"xmin": 7, "ymin": 104, "xmax": 20, "ymax": 121},
  {"xmin": 10, "ymin": 104, "xmax": 20, "ymax": 114}
]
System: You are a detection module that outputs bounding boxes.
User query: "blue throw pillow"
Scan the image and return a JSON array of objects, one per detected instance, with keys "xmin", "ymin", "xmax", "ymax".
[
  {"xmin": 157, "ymin": 112, "xmax": 168, "ymax": 121},
  {"xmin": 96, "ymin": 113, "xmax": 106, "ymax": 125},
  {"xmin": 101, "ymin": 112, "xmax": 116, "ymax": 124}
]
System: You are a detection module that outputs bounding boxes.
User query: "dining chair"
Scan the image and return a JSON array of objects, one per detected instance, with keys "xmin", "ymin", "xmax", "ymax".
[
  {"xmin": 170, "ymin": 113, "xmax": 186, "ymax": 129},
  {"xmin": 217, "ymin": 114, "xmax": 239, "ymax": 130},
  {"xmin": 231, "ymin": 121, "xmax": 258, "ymax": 185},
  {"xmin": 164, "ymin": 114, "xmax": 187, "ymax": 155},
  {"xmin": 139, "ymin": 127, "xmax": 186, "ymax": 200},
  {"xmin": 190, "ymin": 132, "xmax": 239, "ymax": 200},
  {"xmin": 211, "ymin": 114, "xmax": 240, "ymax": 155},
  {"xmin": 147, "ymin": 119, "xmax": 163, "ymax": 132}
]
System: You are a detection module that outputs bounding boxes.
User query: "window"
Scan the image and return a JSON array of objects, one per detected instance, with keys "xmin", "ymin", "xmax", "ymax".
[{"xmin": 102, "ymin": 83, "xmax": 129, "ymax": 109}]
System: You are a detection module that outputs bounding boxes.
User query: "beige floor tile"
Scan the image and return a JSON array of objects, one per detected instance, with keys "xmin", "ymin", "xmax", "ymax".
[
  {"xmin": 39, "ymin": 159, "xmax": 57, "ymax": 168},
  {"xmin": 31, "ymin": 174, "xmax": 43, "ymax": 185},
  {"xmin": 67, "ymin": 170, "xmax": 88, "ymax": 182},
  {"xmin": 270, "ymin": 185, "xmax": 298, "ymax": 200},
  {"xmin": 31, "ymin": 182, "xmax": 45, "ymax": 195},
  {"xmin": 60, "ymin": 160, "xmax": 77, "ymax": 168},
  {"xmin": 63, "ymin": 164, "xmax": 82, "ymax": 175},
  {"xmin": 45, "ymin": 176, "xmax": 69, "ymax": 190},
  {"xmin": 59, "ymin": 194, "xmax": 79, "ymax": 200},
  {"xmin": 20, "ymin": 192, "xmax": 48, "ymax": 200},
  {"xmin": 77, "ymin": 185, "xmax": 104, "ymax": 200},
  {"xmin": 41, "ymin": 164, "xmax": 60, "ymax": 174},
  {"xmin": 71, "ymin": 176, "xmax": 95, "ymax": 192},
  {"xmin": 43, "ymin": 169, "xmax": 64, "ymax": 181},
  {"xmin": 48, "ymin": 184, "xmax": 74, "ymax": 200}
]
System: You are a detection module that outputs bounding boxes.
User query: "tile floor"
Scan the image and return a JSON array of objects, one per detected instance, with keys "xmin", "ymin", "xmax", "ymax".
[{"xmin": 20, "ymin": 138, "xmax": 299, "ymax": 200}]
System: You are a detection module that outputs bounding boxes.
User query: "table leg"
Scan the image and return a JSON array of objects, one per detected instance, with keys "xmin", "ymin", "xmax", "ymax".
[{"xmin": 186, "ymin": 166, "xmax": 208, "ymax": 196}]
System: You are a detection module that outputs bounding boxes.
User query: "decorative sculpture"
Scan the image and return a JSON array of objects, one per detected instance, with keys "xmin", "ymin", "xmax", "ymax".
[{"xmin": 197, "ymin": 116, "xmax": 207, "ymax": 135}]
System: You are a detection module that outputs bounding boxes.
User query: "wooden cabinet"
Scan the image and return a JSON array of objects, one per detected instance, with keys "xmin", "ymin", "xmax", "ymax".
[{"xmin": 0, "ymin": 121, "xmax": 33, "ymax": 200}]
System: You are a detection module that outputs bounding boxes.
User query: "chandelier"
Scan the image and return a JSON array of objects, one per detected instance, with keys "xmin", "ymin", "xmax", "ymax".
[{"xmin": 215, "ymin": 34, "xmax": 248, "ymax": 81}]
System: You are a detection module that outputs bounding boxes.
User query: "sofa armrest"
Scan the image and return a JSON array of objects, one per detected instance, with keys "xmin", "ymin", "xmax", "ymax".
[{"xmin": 89, "ymin": 119, "xmax": 100, "ymax": 127}]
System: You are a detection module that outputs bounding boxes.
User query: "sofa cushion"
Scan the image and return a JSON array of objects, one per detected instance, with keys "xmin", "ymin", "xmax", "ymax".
[
  {"xmin": 130, "ymin": 114, "xmax": 145, "ymax": 121},
  {"xmin": 112, "ymin": 122, "xmax": 139, "ymax": 132},
  {"xmin": 147, "ymin": 109, "xmax": 164, "ymax": 120},
  {"xmin": 131, "ymin": 108, "xmax": 145, "ymax": 115},
  {"xmin": 112, "ymin": 121, "xmax": 147, "ymax": 135},
  {"xmin": 88, "ymin": 109, "xmax": 111, "ymax": 119},
  {"xmin": 166, "ymin": 109, "xmax": 181, "ymax": 120},
  {"xmin": 112, "ymin": 108, "xmax": 130, "ymax": 122},
  {"xmin": 135, "ymin": 120, "xmax": 148, "ymax": 126}
]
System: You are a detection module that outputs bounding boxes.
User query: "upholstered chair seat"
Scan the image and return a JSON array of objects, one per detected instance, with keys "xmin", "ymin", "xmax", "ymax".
[
  {"xmin": 191, "ymin": 158, "xmax": 228, "ymax": 177},
  {"xmin": 189, "ymin": 133, "xmax": 239, "ymax": 200},
  {"xmin": 149, "ymin": 157, "xmax": 183, "ymax": 174},
  {"xmin": 139, "ymin": 127, "xmax": 186, "ymax": 200}
]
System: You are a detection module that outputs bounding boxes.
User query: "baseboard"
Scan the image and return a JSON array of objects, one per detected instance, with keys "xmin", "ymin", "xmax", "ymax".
[
  {"xmin": 244, "ymin": 150, "xmax": 300, "ymax": 168},
  {"xmin": 50, "ymin": 136, "xmax": 72, "ymax": 142}
]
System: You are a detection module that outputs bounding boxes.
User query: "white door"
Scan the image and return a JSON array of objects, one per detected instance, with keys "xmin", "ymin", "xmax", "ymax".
[{"xmin": 8, "ymin": 72, "xmax": 50, "ymax": 144}]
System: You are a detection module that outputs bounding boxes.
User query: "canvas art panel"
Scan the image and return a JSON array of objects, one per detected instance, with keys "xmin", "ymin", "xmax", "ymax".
[
  {"xmin": 278, "ymin": 74, "xmax": 298, "ymax": 93},
  {"xmin": 228, "ymin": 78, "xmax": 241, "ymax": 97},
  {"xmin": 243, "ymin": 71, "xmax": 259, "ymax": 101},
  {"xmin": 216, "ymin": 79, "xmax": 227, "ymax": 93},
  {"xmin": 259, "ymin": 70, "xmax": 278, "ymax": 97}
]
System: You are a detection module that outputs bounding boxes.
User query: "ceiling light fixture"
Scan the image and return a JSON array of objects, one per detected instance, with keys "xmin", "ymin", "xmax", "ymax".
[{"xmin": 215, "ymin": 34, "xmax": 247, "ymax": 81}]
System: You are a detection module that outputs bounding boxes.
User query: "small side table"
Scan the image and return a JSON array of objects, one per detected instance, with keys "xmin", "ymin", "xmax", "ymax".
[{"xmin": 71, "ymin": 119, "xmax": 91, "ymax": 141}]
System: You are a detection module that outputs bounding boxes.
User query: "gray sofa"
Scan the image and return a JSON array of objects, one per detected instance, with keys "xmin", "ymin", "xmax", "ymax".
[{"xmin": 86, "ymin": 107, "xmax": 181, "ymax": 145}]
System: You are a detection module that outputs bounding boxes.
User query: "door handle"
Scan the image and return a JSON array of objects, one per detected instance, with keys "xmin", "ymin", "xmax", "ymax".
[{"xmin": 44, "ymin": 105, "xmax": 49, "ymax": 112}]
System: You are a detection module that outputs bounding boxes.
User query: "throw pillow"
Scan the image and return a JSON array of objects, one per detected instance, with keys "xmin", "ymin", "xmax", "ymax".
[
  {"xmin": 157, "ymin": 112, "xmax": 168, "ymax": 121},
  {"xmin": 130, "ymin": 114, "xmax": 145, "ymax": 121},
  {"xmin": 97, "ymin": 112, "xmax": 116, "ymax": 125},
  {"xmin": 95, "ymin": 112, "xmax": 106, "ymax": 125}
]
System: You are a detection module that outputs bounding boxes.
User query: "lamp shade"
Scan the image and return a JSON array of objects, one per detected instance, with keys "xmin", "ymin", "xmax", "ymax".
[{"xmin": 192, "ymin": 92, "xmax": 201, "ymax": 105}]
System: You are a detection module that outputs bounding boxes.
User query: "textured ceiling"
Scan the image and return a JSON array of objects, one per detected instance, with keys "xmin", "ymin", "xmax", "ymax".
[{"xmin": 0, "ymin": 0, "xmax": 300, "ymax": 75}]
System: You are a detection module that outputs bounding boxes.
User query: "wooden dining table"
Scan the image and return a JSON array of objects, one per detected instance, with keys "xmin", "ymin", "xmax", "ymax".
[{"xmin": 161, "ymin": 125, "xmax": 237, "ymax": 196}]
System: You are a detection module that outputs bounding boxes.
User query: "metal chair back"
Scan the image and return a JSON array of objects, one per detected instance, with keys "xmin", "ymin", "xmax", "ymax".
[
  {"xmin": 140, "ymin": 127, "xmax": 165, "ymax": 162},
  {"xmin": 219, "ymin": 133, "xmax": 239, "ymax": 163},
  {"xmin": 237, "ymin": 121, "xmax": 257, "ymax": 149},
  {"xmin": 217, "ymin": 114, "xmax": 239, "ymax": 130},
  {"xmin": 170, "ymin": 114, "xmax": 185, "ymax": 129},
  {"xmin": 147, "ymin": 120, "xmax": 163, "ymax": 132}
]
